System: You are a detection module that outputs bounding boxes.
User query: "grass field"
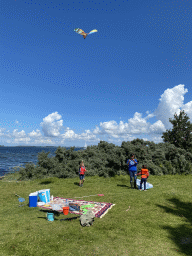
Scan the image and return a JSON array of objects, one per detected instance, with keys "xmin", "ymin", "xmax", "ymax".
[{"xmin": 0, "ymin": 173, "xmax": 192, "ymax": 256}]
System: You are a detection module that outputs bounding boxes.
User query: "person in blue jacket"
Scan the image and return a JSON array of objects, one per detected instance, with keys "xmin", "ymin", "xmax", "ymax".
[{"xmin": 127, "ymin": 153, "xmax": 138, "ymax": 189}]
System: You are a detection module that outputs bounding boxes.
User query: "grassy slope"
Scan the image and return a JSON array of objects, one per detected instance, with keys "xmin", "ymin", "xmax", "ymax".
[{"xmin": 0, "ymin": 173, "xmax": 192, "ymax": 256}]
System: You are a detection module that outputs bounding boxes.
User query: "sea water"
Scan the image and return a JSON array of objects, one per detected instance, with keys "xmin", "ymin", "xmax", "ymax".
[{"xmin": 0, "ymin": 146, "xmax": 84, "ymax": 176}]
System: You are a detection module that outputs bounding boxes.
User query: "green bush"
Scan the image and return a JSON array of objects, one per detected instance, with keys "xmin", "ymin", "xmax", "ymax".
[
  {"xmin": 177, "ymin": 155, "xmax": 192, "ymax": 175},
  {"xmin": 86, "ymin": 169, "xmax": 98, "ymax": 177},
  {"xmin": 19, "ymin": 163, "xmax": 37, "ymax": 180},
  {"xmin": 162, "ymin": 160, "xmax": 176, "ymax": 175},
  {"xmin": 18, "ymin": 139, "xmax": 192, "ymax": 180},
  {"xmin": 185, "ymin": 161, "xmax": 192, "ymax": 174}
]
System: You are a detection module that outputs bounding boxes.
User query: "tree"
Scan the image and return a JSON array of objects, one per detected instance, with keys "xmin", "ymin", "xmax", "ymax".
[{"xmin": 161, "ymin": 110, "xmax": 192, "ymax": 153}]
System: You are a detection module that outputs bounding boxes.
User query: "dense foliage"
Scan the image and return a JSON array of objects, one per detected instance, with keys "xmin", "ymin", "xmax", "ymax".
[
  {"xmin": 161, "ymin": 110, "xmax": 192, "ymax": 153},
  {"xmin": 18, "ymin": 139, "xmax": 192, "ymax": 180},
  {"xmin": 18, "ymin": 110, "xmax": 192, "ymax": 180}
]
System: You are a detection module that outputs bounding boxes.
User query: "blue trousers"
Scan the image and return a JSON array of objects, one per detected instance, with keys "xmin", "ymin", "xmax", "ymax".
[
  {"xmin": 140, "ymin": 178, "xmax": 147, "ymax": 190},
  {"xmin": 129, "ymin": 171, "xmax": 137, "ymax": 184}
]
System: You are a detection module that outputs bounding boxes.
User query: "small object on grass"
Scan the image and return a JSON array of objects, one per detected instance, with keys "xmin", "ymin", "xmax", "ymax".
[
  {"xmin": 15, "ymin": 194, "xmax": 25, "ymax": 202},
  {"xmin": 126, "ymin": 206, "xmax": 130, "ymax": 211},
  {"xmin": 18, "ymin": 198, "xmax": 25, "ymax": 202},
  {"xmin": 19, "ymin": 204, "xmax": 26, "ymax": 207},
  {"xmin": 47, "ymin": 212, "xmax": 54, "ymax": 221},
  {"xmin": 80, "ymin": 210, "xmax": 95, "ymax": 227}
]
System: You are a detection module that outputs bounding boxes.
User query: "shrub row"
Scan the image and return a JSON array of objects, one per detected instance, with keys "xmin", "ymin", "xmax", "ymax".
[{"xmin": 18, "ymin": 139, "xmax": 192, "ymax": 180}]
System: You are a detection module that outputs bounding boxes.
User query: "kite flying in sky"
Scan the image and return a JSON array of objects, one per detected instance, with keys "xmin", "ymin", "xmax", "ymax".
[{"xmin": 74, "ymin": 28, "xmax": 98, "ymax": 39}]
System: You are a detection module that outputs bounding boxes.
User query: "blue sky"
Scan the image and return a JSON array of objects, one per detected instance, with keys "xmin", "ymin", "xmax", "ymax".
[{"xmin": 0, "ymin": 0, "xmax": 192, "ymax": 147}]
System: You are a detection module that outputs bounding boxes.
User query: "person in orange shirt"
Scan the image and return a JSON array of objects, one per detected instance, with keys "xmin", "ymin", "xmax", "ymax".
[
  {"xmin": 79, "ymin": 160, "xmax": 87, "ymax": 187},
  {"xmin": 137, "ymin": 165, "xmax": 149, "ymax": 191}
]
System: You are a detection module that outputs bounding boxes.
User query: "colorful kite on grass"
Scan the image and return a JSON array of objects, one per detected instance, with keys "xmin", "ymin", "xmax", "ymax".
[{"xmin": 74, "ymin": 28, "xmax": 98, "ymax": 39}]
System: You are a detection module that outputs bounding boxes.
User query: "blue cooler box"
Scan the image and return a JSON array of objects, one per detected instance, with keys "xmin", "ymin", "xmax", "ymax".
[{"xmin": 29, "ymin": 192, "xmax": 38, "ymax": 207}]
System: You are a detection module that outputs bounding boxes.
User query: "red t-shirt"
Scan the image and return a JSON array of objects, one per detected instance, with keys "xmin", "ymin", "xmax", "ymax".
[{"xmin": 79, "ymin": 166, "xmax": 86, "ymax": 175}]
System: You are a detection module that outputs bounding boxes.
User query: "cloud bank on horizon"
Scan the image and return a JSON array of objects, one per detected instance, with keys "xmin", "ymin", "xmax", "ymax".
[{"xmin": 1, "ymin": 84, "xmax": 191, "ymax": 147}]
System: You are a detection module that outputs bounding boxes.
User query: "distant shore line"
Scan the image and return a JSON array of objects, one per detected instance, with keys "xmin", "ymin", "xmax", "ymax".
[{"xmin": 0, "ymin": 146, "xmax": 85, "ymax": 148}]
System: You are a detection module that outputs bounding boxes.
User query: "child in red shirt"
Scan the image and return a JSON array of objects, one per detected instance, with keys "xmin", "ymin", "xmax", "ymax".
[
  {"xmin": 79, "ymin": 160, "xmax": 87, "ymax": 187},
  {"xmin": 137, "ymin": 165, "xmax": 149, "ymax": 191}
]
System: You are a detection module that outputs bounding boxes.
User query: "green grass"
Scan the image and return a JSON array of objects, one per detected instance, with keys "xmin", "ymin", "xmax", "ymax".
[{"xmin": 0, "ymin": 173, "xmax": 192, "ymax": 256}]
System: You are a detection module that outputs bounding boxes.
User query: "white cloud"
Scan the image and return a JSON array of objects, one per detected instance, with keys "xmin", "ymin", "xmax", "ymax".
[
  {"xmin": 13, "ymin": 129, "xmax": 27, "ymax": 138},
  {"xmin": 182, "ymin": 101, "xmax": 192, "ymax": 120},
  {"xmin": 62, "ymin": 127, "xmax": 78, "ymax": 140},
  {"xmin": 128, "ymin": 112, "xmax": 150, "ymax": 134},
  {"xmin": 94, "ymin": 121, "xmax": 118, "ymax": 137},
  {"xmin": 93, "ymin": 126, "xmax": 100, "ymax": 134},
  {"xmin": 28, "ymin": 129, "xmax": 42, "ymax": 137},
  {"xmin": 40, "ymin": 112, "xmax": 63, "ymax": 137},
  {"xmin": 61, "ymin": 128, "xmax": 99, "ymax": 142},
  {"xmin": 14, "ymin": 137, "xmax": 31, "ymax": 143},
  {"xmin": 93, "ymin": 84, "xmax": 191, "ymax": 144},
  {"xmin": 95, "ymin": 112, "xmax": 152, "ymax": 139},
  {"xmin": 0, "ymin": 128, "xmax": 6, "ymax": 136},
  {"xmin": 1, "ymin": 84, "xmax": 192, "ymax": 146},
  {"xmin": 149, "ymin": 120, "xmax": 166, "ymax": 134},
  {"xmin": 145, "ymin": 112, "xmax": 155, "ymax": 119},
  {"xmin": 153, "ymin": 84, "xmax": 190, "ymax": 129},
  {"xmin": 33, "ymin": 138, "xmax": 54, "ymax": 145},
  {"xmin": 10, "ymin": 129, "xmax": 31, "ymax": 144},
  {"xmin": 79, "ymin": 129, "xmax": 99, "ymax": 141},
  {"xmin": 118, "ymin": 121, "xmax": 129, "ymax": 134}
]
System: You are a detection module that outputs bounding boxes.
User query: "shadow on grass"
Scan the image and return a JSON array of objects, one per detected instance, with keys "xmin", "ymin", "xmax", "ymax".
[
  {"xmin": 74, "ymin": 182, "xmax": 80, "ymax": 186},
  {"xmin": 39, "ymin": 181, "xmax": 53, "ymax": 185},
  {"xmin": 37, "ymin": 216, "xmax": 60, "ymax": 221},
  {"xmin": 18, "ymin": 204, "xmax": 28, "ymax": 207},
  {"xmin": 39, "ymin": 209, "xmax": 61, "ymax": 216},
  {"xmin": 37, "ymin": 216, "xmax": 60, "ymax": 223},
  {"xmin": 117, "ymin": 184, "xmax": 129, "ymax": 188},
  {"xmin": 156, "ymin": 197, "xmax": 192, "ymax": 255}
]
